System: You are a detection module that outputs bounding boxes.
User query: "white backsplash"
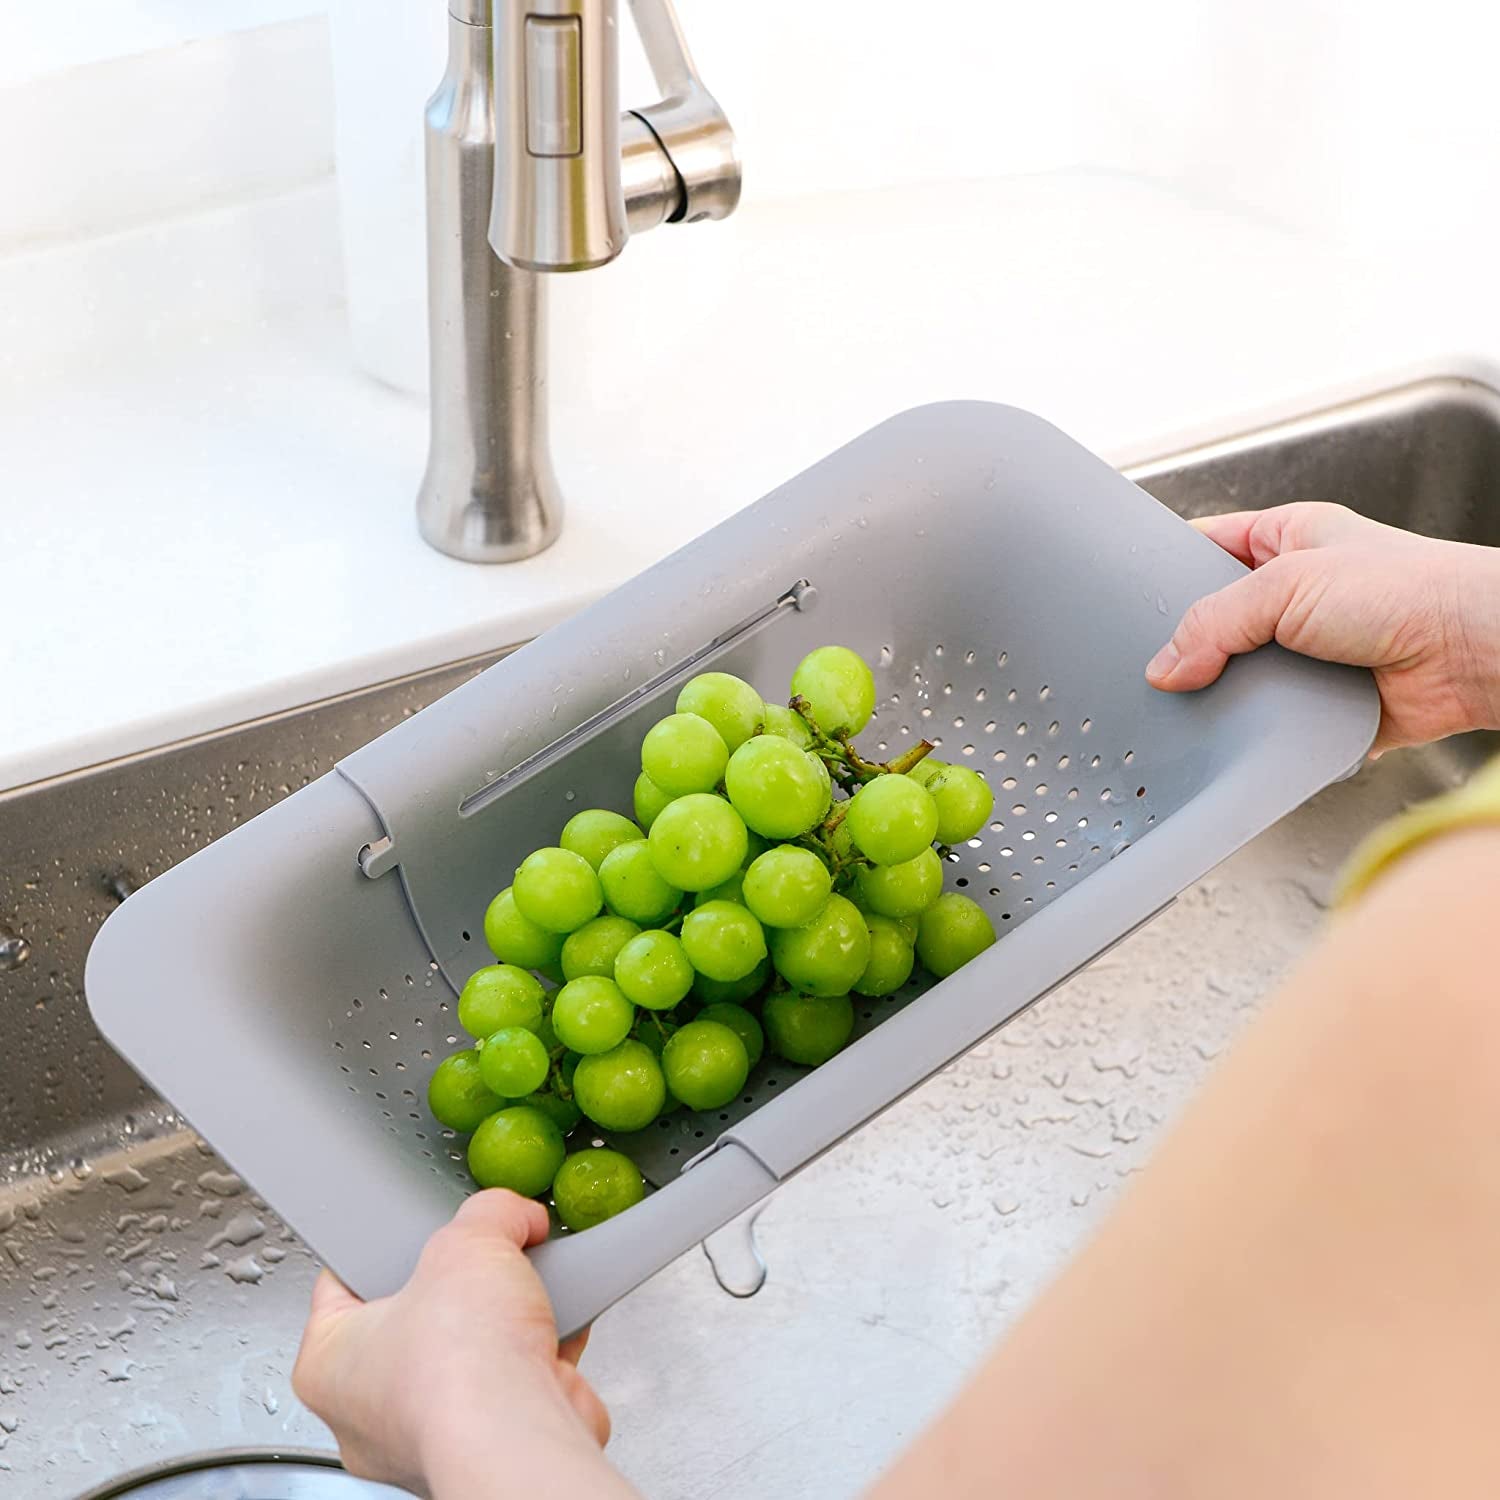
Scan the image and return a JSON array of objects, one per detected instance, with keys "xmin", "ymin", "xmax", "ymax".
[{"xmin": 2, "ymin": 1, "xmax": 1497, "ymax": 391}]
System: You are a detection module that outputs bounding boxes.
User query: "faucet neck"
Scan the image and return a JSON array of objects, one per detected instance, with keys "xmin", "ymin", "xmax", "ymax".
[{"xmin": 449, "ymin": 0, "xmax": 492, "ymax": 26}]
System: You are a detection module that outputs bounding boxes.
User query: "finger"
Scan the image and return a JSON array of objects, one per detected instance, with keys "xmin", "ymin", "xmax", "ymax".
[
  {"xmin": 558, "ymin": 1326, "xmax": 592, "ymax": 1367},
  {"xmin": 557, "ymin": 1361, "xmax": 612, "ymax": 1447},
  {"xmin": 308, "ymin": 1267, "xmax": 363, "ymax": 1323},
  {"xmin": 1189, "ymin": 511, "xmax": 1263, "ymax": 566},
  {"xmin": 1191, "ymin": 503, "xmax": 1366, "ymax": 569},
  {"xmin": 451, "ymin": 1189, "xmax": 552, "ymax": 1249},
  {"xmin": 1147, "ymin": 555, "xmax": 1311, "ymax": 692},
  {"xmin": 293, "ymin": 1271, "xmax": 362, "ymax": 1409}
]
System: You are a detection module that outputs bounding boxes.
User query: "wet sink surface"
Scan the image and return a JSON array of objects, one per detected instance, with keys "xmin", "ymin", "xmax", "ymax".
[{"xmin": 2, "ymin": 378, "xmax": 1495, "ymax": 1497}]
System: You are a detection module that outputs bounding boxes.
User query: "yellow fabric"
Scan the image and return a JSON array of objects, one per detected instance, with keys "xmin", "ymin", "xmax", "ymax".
[{"xmin": 1335, "ymin": 755, "xmax": 1500, "ymax": 908}]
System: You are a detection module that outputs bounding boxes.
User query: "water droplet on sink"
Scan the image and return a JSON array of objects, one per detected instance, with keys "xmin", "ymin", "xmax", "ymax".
[
  {"xmin": 206, "ymin": 1211, "xmax": 265, "ymax": 1252},
  {"xmin": 225, "ymin": 1255, "xmax": 265, "ymax": 1285},
  {"xmin": 103, "ymin": 1166, "xmax": 150, "ymax": 1194},
  {"xmin": 196, "ymin": 1170, "xmax": 244, "ymax": 1198},
  {"xmin": 701, "ymin": 1207, "xmax": 767, "ymax": 1299}
]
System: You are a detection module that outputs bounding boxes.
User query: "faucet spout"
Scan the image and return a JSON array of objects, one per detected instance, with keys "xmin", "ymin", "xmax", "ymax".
[{"xmin": 416, "ymin": 0, "xmax": 739, "ymax": 563}]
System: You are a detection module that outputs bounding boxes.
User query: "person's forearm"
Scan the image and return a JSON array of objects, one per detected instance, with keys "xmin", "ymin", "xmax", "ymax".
[
  {"xmin": 873, "ymin": 824, "xmax": 1500, "ymax": 1499},
  {"xmin": 1454, "ymin": 540, "xmax": 1500, "ymax": 732}
]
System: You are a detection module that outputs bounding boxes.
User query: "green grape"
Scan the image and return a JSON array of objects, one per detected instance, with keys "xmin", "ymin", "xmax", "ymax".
[
  {"xmin": 467, "ymin": 1105, "xmax": 565, "ymax": 1196},
  {"xmin": 906, "ymin": 756, "xmax": 944, "ymax": 786},
  {"xmin": 676, "ymin": 672, "xmax": 765, "ymax": 753},
  {"xmin": 855, "ymin": 914, "xmax": 915, "ymax": 997},
  {"xmin": 893, "ymin": 913, "xmax": 920, "ymax": 945},
  {"xmin": 633, "ymin": 1018, "xmax": 669, "ymax": 1057},
  {"xmin": 648, "ymin": 793, "xmax": 748, "ymax": 891},
  {"xmin": 742, "ymin": 830, "xmax": 771, "ymax": 866},
  {"xmin": 694, "ymin": 869, "xmax": 745, "ymax": 907},
  {"xmin": 525, "ymin": 1089, "xmax": 582, "ymax": 1135},
  {"xmin": 681, "ymin": 901, "xmax": 767, "ymax": 982},
  {"xmin": 761, "ymin": 702, "xmax": 813, "ymax": 749},
  {"xmin": 724, "ymin": 735, "xmax": 828, "ymax": 840},
  {"xmin": 742, "ymin": 845, "xmax": 832, "ymax": 928},
  {"xmin": 633, "ymin": 771, "xmax": 676, "ymax": 831},
  {"xmin": 808, "ymin": 752, "xmax": 834, "ymax": 820},
  {"xmin": 477, "ymin": 1026, "xmax": 551, "ymax": 1098},
  {"xmin": 512, "ymin": 847, "xmax": 604, "ymax": 934},
  {"xmin": 790, "ymin": 646, "xmax": 876, "ymax": 735},
  {"xmin": 427, "ymin": 1049, "xmax": 503, "ymax": 1133},
  {"xmin": 560, "ymin": 914, "xmax": 641, "ymax": 981},
  {"xmin": 534, "ymin": 1011, "xmax": 561, "ymax": 1053},
  {"xmin": 768, "ymin": 893, "xmax": 871, "ymax": 997},
  {"xmin": 457, "ymin": 963, "xmax": 545, "ymax": 1040},
  {"xmin": 662, "ymin": 1020, "xmax": 749, "ymax": 1110},
  {"xmin": 560, "ymin": 808, "xmax": 644, "ymax": 871},
  {"xmin": 855, "ymin": 846, "xmax": 944, "ymax": 918},
  {"xmin": 913, "ymin": 762, "xmax": 994, "ymax": 844},
  {"xmin": 572, "ymin": 1039, "xmax": 667, "ymax": 1131},
  {"xmin": 552, "ymin": 1147, "xmax": 647, "ymax": 1231},
  {"xmin": 916, "ymin": 893, "xmax": 998, "ymax": 977},
  {"xmin": 692, "ymin": 955, "xmax": 771, "ymax": 1005},
  {"xmin": 614, "ymin": 930, "xmax": 694, "ymax": 1011},
  {"xmin": 599, "ymin": 840, "xmax": 682, "ymax": 925},
  {"xmin": 559, "ymin": 1050, "xmax": 580, "ymax": 1090},
  {"xmin": 640, "ymin": 713, "xmax": 730, "ymax": 797},
  {"xmin": 697, "ymin": 1001, "xmax": 765, "ymax": 1068},
  {"xmin": 762, "ymin": 991, "xmax": 855, "ymax": 1066},
  {"xmin": 826, "ymin": 817, "xmax": 857, "ymax": 865},
  {"xmin": 846, "ymin": 775, "xmax": 939, "ymax": 866},
  {"xmin": 483, "ymin": 887, "xmax": 565, "ymax": 970},
  {"xmin": 551, "ymin": 976, "xmax": 635, "ymax": 1055}
]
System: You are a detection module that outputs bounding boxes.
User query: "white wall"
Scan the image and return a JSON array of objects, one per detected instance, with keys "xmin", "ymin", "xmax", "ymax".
[
  {"xmin": 3, "ymin": 1, "xmax": 1496, "ymax": 377},
  {"xmin": 7, "ymin": 1, "xmax": 1495, "ymax": 243}
]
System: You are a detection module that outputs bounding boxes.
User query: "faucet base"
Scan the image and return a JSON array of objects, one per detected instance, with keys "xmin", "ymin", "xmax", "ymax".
[{"xmin": 416, "ymin": 465, "xmax": 564, "ymax": 564}]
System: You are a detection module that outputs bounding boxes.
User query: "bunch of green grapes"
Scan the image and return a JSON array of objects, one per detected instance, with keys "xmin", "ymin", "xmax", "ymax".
[{"xmin": 427, "ymin": 649, "xmax": 999, "ymax": 1232}]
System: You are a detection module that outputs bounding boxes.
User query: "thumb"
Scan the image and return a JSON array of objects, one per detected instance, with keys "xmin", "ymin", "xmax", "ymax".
[{"xmin": 1147, "ymin": 554, "xmax": 1312, "ymax": 692}]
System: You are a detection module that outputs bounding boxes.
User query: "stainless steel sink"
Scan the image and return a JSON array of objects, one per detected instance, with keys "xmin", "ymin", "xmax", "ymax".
[{"xmin": 2, "ymin": 377, "xmax": 1496, "ymax": 1498}]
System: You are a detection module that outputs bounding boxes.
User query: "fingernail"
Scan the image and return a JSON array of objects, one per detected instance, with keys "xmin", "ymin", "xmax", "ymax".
[{"xmin": 1146, "ymin": 642, "xmax": 1180, "ymax": 681}]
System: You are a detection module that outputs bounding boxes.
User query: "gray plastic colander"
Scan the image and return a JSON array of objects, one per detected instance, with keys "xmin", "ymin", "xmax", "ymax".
[{"xmin": 86, "ymin": 402, "xmax": 1378, "ymax": 1336}]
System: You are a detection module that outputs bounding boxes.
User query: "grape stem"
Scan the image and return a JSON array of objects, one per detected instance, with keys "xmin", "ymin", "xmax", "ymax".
[
  {"xmin": 787, "ymin": 696, "xmax": 935, "ymax": 884},
  {"xmin": 788, "ymin": 695, "xmax": 936, "ymax": 788}
]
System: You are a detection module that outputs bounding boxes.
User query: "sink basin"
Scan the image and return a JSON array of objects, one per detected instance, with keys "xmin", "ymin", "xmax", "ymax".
[{"xmin": 1, "ymin": 376, "xmax": 1495, "ymax": 1497}]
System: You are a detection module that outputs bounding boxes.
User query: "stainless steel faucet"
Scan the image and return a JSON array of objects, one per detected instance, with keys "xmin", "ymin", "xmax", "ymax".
[{"xmin": 417, "ymin": 0, "xmax": 740, "ymax": 563}]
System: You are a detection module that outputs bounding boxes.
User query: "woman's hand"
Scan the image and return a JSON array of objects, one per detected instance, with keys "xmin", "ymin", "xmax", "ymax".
[
  {"xmin": 293, "ymin": 1190, "xmax": 636, "ymax": 1500},
  {"xmin": 1146, "ymin": 502, "xmax": 1500, "ymax": 751}
]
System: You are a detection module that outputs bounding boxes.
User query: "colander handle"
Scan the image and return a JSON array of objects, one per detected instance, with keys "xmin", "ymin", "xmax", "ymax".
[{"xmin": 529, "ymin": 1139, "xmax": 776, "ymax": 1337}]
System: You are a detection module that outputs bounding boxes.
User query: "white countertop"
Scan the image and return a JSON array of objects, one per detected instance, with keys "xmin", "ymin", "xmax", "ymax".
[{"xmin": 2, "ymin": 171, "xmax": 1488, "ymax": 793}]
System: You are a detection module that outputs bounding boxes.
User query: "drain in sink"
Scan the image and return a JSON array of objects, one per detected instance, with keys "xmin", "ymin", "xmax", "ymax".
[{"xmin": 79, "ymin": 1454, "xmax": 412, "ymax": 1500}]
